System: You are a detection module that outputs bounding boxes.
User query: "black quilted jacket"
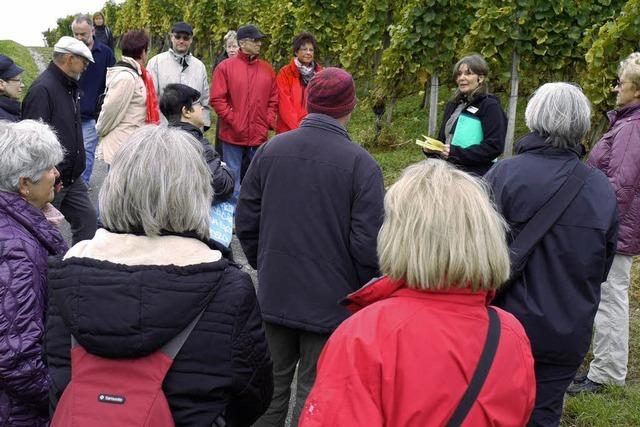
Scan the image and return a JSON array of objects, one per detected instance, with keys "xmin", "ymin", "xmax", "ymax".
[{"xmin": 45, "ymin": 246, "xmax": 273, "ymax": 426}]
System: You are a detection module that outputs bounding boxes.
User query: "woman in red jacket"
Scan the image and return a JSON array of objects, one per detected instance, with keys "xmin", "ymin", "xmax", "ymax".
[
  {"xmin": 276, "ymin": 32, "xmax": 322, "ymax": 133},
  {"xmin": 299, "ymin": 160, "xmax": 536, "ymax": 427}
]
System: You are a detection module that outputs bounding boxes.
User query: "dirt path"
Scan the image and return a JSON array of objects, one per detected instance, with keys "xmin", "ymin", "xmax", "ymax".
[{"xmin": 28, "ymin": 47, "xmax": 47, "ymax": 73}]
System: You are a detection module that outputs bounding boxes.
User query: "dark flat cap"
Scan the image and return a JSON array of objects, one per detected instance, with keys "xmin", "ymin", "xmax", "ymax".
[
  {"xmin": 0, "ymin": 55, "xmax": 24, "ymax": 80},
  {"xmin": 171, "ymin": 22, "xmax": 193, "ymax": 35},
  {"xmin": 237, "ymin": 25, "xmax": 266, "ymax": 40}
]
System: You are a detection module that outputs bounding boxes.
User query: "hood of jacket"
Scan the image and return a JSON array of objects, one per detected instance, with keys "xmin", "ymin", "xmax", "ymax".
[
  {"xmin": 515, "ymin": 131, "xmax": 582, "ymax": 158},
  {"xmin": 343, "ymin": 276, "xmax": 493, "ymax": 313},
  {"xmin": 48, "ymin": 229, "xmax": 227, "ymax": 358}
]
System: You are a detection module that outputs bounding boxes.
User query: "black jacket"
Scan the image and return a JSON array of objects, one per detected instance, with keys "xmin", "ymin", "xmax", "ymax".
[
  {"xmin": 46, "ymin": 236, "xmax": 273, "ymax": 426},
  {"xmin": 22, "ymin": 62, "xmax": 85, "ymax": 186},
  {"xmin": 236, "ymin": 113, "xmax": 385, "ymax": 334},
  {"xmin": 171, "ymin": 121, "xmax": 234, "ymax": 201},
  {"xmin": 437, "ymin": 93, "xmax": 507, "ymax": 176},
  {"xmin": 485, "ymin": 132, "xmax": 618, "ymax": 364},
  {"xmin": 0, "ymin": 95, "xmax": 20, "ymax": 122},
  {"xmin": 94, "ymin": 25, "xmax": 114, "ymax": 51}
]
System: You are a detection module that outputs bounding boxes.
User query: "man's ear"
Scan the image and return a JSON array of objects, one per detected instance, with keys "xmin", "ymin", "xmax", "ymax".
[{"xmin": 181, "ymin": 105, "xmax": 190, "ymax": 119}]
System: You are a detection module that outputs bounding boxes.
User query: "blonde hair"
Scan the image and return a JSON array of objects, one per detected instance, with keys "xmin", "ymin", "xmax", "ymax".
[
  {"xmin": 619, "ymin": 52, "xmax": 640, "ymax": 87},
  {"xmin": 377, "ymin": 160, "xmax": 510, "ymax": 291}
]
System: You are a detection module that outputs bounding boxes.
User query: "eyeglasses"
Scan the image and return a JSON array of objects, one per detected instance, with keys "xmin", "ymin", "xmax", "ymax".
[
  {"xmin": 73, "ymin": 55, "xmax": 89, "ymax": 66},
  {"xmin": 6, "ymin": 78, "xmax": 22, "ymax": 83},
  {"xmin": 173, "ymin": 33, "xmax": 192, "ymax": 41},
  {"xmin": 616, "ymin": 79, "xmax": 634, "ymax": 88}
]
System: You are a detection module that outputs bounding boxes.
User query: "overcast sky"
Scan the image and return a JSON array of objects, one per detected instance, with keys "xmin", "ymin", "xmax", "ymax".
[{"xmin": 1, "ymin": 0, "xmax": 121, "ymax": 47}]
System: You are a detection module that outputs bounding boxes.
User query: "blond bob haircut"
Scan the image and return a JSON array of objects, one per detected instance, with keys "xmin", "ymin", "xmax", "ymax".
[
  {"xmin": 619, "ymin": 52, "xmax": 640, "ymax": 87},
  {"xmin": 377, "ymin": 160, "xmax": 510, "ymax": 291},
  {"xmin": 99, "ymin": 125, "xmax": 212, "ymax": 239}
]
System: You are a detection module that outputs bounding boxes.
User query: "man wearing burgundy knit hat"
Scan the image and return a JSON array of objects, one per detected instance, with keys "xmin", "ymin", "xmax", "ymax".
[{"xmin": 236, "ymin": 67, "xmax": 384, "ymax": 426}]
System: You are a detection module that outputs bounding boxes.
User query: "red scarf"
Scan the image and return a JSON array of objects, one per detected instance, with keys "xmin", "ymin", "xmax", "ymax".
[{"xmin": 140, "ymin": 65, "xmax": 160, "ymax": 124}]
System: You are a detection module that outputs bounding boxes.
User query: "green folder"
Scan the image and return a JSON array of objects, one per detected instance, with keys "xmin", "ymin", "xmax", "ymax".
[{"xmin": 451, "ymin": 114, "xmax": 484, "ymax": 148}]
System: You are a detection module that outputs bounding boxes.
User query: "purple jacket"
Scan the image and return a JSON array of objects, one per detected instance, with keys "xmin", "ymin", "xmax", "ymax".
[
  {"xmin": 0, "ymin": 191, "xmax": 67, "ymax": 426},
  {"xmin": 588, "ymin": 103, "xmax": 640, "ymax": 255}
]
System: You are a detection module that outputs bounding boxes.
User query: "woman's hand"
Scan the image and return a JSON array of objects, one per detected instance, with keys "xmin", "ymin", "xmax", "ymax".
[
  {"xmin": 422, "ymin": 144, "xmax": 450, "ymax": 159},
  {"xmin": 442, "ymin": 144, "xmax": 450, "ymax": 158}
]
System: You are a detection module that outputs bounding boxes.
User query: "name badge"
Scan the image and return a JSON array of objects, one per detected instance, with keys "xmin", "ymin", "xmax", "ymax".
[{"xmin": 466, "ymin": 106, "xmax": 479, "ymax": 114}]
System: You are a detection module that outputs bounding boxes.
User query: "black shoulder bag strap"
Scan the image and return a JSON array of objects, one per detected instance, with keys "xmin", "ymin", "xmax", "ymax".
[
  {"xmin": 506, "ymin": 160, "xmax": 590, "ymax": 283},
  {"xmin": 446, "ymin": 307, "xmax": 501, "ymax": 427}
]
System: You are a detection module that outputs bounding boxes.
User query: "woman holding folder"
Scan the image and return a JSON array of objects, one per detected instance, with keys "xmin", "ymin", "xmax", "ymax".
[{"xmin": 425, "ymin": 54, "xmax": 507, "ymax": 176}]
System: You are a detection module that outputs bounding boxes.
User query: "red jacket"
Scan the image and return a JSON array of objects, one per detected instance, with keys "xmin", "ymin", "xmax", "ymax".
[
  {"xmin": 275, "ymin": 60, "xmax": 322, "ymax": 133},
  {"xmin": 210, "ymin": 50, "xmax": 278, "ymax": 146},
  {"xmin": 299, "ymin": 277, "xmax": 536, "ymax": 427}
]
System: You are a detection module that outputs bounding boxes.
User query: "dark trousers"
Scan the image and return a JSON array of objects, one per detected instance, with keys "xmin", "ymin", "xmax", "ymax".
[
  {"xmin": 52, "ymin": 178, "xmax": 97, "ymax": 245},
  {"xmin": 253, "ymin": 322, "xmax": 329, "ymax": 427},
  {"xmin": 527, "ymin": 360, "xmax": 580, "ymax": 427}
]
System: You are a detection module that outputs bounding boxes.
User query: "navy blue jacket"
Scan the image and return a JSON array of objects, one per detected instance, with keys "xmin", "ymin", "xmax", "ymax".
[
  {"xmin": 0, "ymin": 95, "xmax": 20, "ymax": 122},
  {"xmin": 46, "ymin": 241, "xmax": 272, "ymax": 426},
  {"xmin": 485, "ymin": 132, "xmax": 618, "ymax": 364},
  {"xmin": 170, "ymin": 121, "xmax": 234, "ymax": 201},
  {"xmin": 236, "ymin": 113, "xmax": 385, "ymax": 334},
  {"xmin": 22, "ymin": 62, "xmax": 85, "ymax": 186},
  {"xmin": 437, "ymin": 93, "xmax": 507, "ymax": 176},
  {"xmin": 79, "ymin": 40, "xmax": 115, "ymax": 120}
]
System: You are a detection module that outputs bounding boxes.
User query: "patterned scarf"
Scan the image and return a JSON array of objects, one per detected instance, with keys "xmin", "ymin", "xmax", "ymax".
[
  {"xmin": 294, "ymin": 58, "xmax": 316, "ymax": 86},
  {"xmin": 139, "ymin": 65, "xmax": 160, "ymax": 124}
]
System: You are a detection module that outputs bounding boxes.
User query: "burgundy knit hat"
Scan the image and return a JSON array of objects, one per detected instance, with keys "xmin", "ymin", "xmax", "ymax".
[{"xmin": 307, "ymin": 67, "xmax": 357, "ymax": 119}]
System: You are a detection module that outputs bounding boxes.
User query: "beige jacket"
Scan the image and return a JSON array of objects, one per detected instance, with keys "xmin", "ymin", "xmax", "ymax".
[{"xmin": 96, "ymin": 56, "xmax": 147, "ymax": 164}]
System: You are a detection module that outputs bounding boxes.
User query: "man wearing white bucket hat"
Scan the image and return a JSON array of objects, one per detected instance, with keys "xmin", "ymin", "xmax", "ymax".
[{"xmin": 23, "ymin": 36, "xmax": 97, "ymax": 245}]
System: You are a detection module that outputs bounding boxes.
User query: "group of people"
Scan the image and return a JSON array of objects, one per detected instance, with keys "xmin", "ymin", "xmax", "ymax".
[{"xmin": 0, "ymin": 13, "xmax": 639, "ymax": 427}]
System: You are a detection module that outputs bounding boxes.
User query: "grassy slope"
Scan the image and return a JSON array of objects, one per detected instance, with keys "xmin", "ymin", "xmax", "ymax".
[
  {"xmin": 0, "ymin": 40, "xmax": 40, "ymax": 91},
  {"xmin": 3, "ymin": 39, "xmax": 640, "ymax": 425}
]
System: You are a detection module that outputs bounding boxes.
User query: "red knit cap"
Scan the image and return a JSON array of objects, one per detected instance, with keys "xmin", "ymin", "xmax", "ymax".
[{"xmin": 307, "ymin": 67, "xmax": 357, "ymax": 119}]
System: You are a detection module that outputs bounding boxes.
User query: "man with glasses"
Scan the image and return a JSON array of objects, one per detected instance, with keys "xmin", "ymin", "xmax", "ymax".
[
  {"xmin": 147, "ymin": 22, "xmax": 211, "ymax": 129},
  {"xmin": 22, "ymin": 36, "xmax": 98, "ymax": 245},
  {"xmin": 71, "ymin": 14, "xmax": 115, "ymax": 186},
  {"xmin": 0, "ymin": 54, "xmax": 24, "ymax": 121},
  {"xmin": 210, "ymin": 24, "xmax": 278, "ymax": 205}
]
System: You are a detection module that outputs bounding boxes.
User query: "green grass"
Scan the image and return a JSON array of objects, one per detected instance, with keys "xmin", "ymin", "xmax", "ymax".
[{"xmin": 0, "ymin": 40, "xmax": 40, "ymax": 94}]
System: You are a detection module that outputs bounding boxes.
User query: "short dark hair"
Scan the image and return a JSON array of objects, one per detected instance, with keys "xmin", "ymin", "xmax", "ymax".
[
  {"xmin": 159, "ymin": 83, "xmax": 201, "ymax": 123},
  {"xmin": 120, "ymin": 30, "xmax": 149, "ymax": 59},
  {"xmin": 292, "ymin": 32, "xmax": 318, "ymax": 56}
]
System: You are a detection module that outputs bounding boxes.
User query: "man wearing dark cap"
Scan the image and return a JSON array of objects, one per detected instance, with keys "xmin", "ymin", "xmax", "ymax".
[
  {"xmin": 210, "ymin": 24, "xmax": 278, "ymax": 204},
  {"xmin": 0, "ymin": 54, "xmax": 25, "ymax": 121},
  {"xmin": 147, "ymin": 22, "xmax": 211, "ymax": 129},
  {"xmin": 236, "ymin": 67, "xmax": 384, "ymax": 426},
  {"xmin": 22, "ymin": 36, "xmax": 97, "ymax": 245}
]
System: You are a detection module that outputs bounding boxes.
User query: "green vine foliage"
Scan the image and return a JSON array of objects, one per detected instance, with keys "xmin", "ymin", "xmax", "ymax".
[
  {"xmin": 583, "ymin": 0, "xmax": 640, "ymax": 115},
  {"xmin": 374, "ymin": 0, "xmax": 475, "ymax": 100},
  {"xmin": 341, "ymin": 0, "xmax": 393, "ymax": 82},
  {"xmin": 101, "ymin": 1, "xmax": 122, "ymax": 36},
  {"xmin": 465, "ymin": 0, "xmax": 625, "ymax": 96}
]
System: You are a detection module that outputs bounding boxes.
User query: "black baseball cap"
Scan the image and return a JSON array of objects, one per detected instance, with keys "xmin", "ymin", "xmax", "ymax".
[
  {"xmin": 0, "ymin": 55, "xmax": 24, "ymax": 80},
  {"xmin": 171, "ymin": 22, "xmax": 193, "ymax": 35},
  {"xmin": 237, "ymin": 25, "xmax": 266, "ymax": 40}
]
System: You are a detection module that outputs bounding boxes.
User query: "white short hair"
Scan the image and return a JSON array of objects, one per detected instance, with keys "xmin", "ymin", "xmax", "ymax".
[
  {"xmin": 525, "ymin": 82, "xmax": 591, "ymax": 148},
  {"xmin": 99, "ymin": 125, "xmax": 212, "ymax": 239},
  {"xmin": 377, "ymin": 160, "xmax": 510, "ymax": 291},
  {"xmin": 619, "ymin": 52, "xmax": 640, "ymax": 87},
  {"xmin": 0, "ymin": 120, "xmax": 64, "ymax": 192}
]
